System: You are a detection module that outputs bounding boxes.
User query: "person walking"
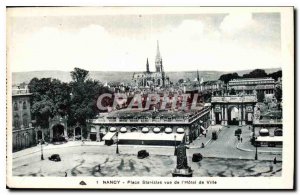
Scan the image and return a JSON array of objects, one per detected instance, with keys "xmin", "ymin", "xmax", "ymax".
[
  {"xmin": 240, "ymin": 137, "xmax": 243, "ymax": 143},
  {"xmin": 273, "ymin": 157, "xmax": 277, "ymax": 164}
]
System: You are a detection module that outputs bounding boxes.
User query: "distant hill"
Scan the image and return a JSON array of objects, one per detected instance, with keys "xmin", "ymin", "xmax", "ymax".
[{"xmin": 12, "ymin": 68, "xmax": 281, "ymax": 85}]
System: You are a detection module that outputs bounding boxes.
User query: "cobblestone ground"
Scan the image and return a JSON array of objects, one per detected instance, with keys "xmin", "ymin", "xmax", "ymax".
[
  {"xmin": 12, "ymin": 125, "xmax": 282, "ymax": 177},
  {"xmin": 13, "ymin": 146, "xmax": 282, "ymax": 177},
  {"xmin": 189, "ymin": 125, "xmax": 282, "ymax": 161}
]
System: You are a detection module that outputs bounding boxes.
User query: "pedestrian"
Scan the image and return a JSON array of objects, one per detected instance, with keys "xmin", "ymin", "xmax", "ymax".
[
  {"xmin": 240, "ymin": 137, "xmax": 243, "ymax": 143},
  {"xmin": 65, "ymin": 172, "xmax": 67, "ymax": 177},
  {"xmin": 201, "ymin": 143, "xmax": 205, "ymax": 148},
  {"xmin": 204, "ymin": 133, "xmax": 207, "ymax": 138},
  {"xmin": 273, "ymin": 157, "xmax": 277, "ymax": 164}
]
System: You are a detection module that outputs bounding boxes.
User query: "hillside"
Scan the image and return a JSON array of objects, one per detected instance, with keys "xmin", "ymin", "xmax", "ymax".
[{"xmin": 11, "ymin": 68, "xmax": 281, "ymax": 85}]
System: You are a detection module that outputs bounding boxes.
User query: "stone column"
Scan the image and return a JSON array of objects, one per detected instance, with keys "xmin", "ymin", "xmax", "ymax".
[
  {"xmin": 35, "ymin": 129, "xmax": 38, "ymax": 143},
  {"xmin": 238, "ymin": 106, "xmax": 242, "ymax": 126},
  {"xmin": 224, "ymin": 105, "xmax": 228, "ymax": 126},
  {"xmin": 211, "ymin": 107, "xmax": 215, "ymax": 125},
  {"xmin": 96, "ymin": 126, "xmax": 100, "ymax": 142},
  {"xmin": 64, "ymin": 124, "xmax": 68, "ymax": 140},
  {"xmin": 50, "ymin": 125, "xmax": 53, "ymax": 142},
  {"xmin": 242, "ymin": 105, "xmax": 246, "ymax": 125},
  {"xmin": 221, "ymin": 105, "xmax": 224, "ymax": 125},
  {"xmin": 73, "ymin": 128, "xmax": 76, "ymax": 141}
]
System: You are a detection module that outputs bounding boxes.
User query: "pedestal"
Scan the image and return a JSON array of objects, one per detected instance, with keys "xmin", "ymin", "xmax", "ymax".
[
  {"xmin": 224, "ymin": 120, "xmax": 228, "ymax": 126},
  {"xmin": 242, "ymin": 120, "xmax": 246, "ymax": 126},
  {"xmin": 172, "ymin": 167, "xmax": 193, "ymax": 177},
  {"xmin": 239, "ymin": 121, "xmax": 242, "ymax": 126}
]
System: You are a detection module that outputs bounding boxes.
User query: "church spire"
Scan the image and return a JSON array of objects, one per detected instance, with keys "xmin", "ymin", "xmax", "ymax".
[
  {"xmin": 155, "ymin": 40, "xmax": 162, "ymax": 72},
  {"xmin": 197, "ymin": 70, "xmax": 200, "ymax": 85},
  {"xmin": 156, "ymin": 40, "xmax": 160, "ymax": 59},
  {"xmin": 146, "ymin": 58, "xmax": 150, "ymax": 73}
]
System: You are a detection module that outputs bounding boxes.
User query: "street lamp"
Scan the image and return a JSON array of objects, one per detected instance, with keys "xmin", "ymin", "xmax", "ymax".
[
  {"xmin": 116, "ymin": 131, "xmax": 119, "ymax": 154},
  {"xmin": 174, "ymin": 135, "xmax": 177, "ymax": 156},
  {"xmin": 254, "ymin": 137, "xmax": 258, "ymax": 160},
  {"xmin": 40, "ymin": 139, "xmax": 44, "ymax": 160}
]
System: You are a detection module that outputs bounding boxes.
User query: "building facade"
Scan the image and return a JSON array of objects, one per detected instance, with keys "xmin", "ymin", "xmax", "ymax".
[
  {"xmin": 228, "ymin": 77, "xmax": 275, "ymax": 95},
  {"xmin": 12, "ymin": 86, "xmax": 35, "ymax": 151},
  {"xmin": 86, "ymin": 107, "xmax": 210, "ymax": 146}
]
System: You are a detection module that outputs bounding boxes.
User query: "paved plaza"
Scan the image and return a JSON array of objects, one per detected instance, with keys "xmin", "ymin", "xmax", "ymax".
[{"xmin": 12, "ymin": 125, "xmax": 282, "ymax": 177}]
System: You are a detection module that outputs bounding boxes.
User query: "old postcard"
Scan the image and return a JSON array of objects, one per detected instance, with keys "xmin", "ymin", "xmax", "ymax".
[{"xmin": 6, "ymin": 7, "xmax": 294, "ymax": 189}]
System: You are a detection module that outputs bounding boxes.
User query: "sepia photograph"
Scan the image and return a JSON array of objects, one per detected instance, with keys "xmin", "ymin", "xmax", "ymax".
[{"xmin": 6, "ymin": 6, "xmax": 294, "ymax": 189}]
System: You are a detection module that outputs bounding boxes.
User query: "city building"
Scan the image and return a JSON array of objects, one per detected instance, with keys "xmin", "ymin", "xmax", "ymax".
[
  {"xmin": 87, "ymin": 106, "xmax": 210, "ymax": 146},
  {"xmin": 199, "ymin": 80, "xmax": 225, "ymax": 95},
  {"xmin": 228, "ymin": 77, "xmax": 275, "ymax": 96},
  {"xmin": 12, "ymin": 85, "xmax": 35, "ymax": 151}
]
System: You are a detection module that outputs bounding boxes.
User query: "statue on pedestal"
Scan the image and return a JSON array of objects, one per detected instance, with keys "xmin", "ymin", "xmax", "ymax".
[{"xmin": 172, "ymin": 143, "xmax": 193, "ymax": 177}]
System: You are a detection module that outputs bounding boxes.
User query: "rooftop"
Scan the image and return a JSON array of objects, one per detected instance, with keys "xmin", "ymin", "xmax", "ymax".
[
  {"xmin": 12, "ymin": 88, "xmax": 32, "ymax": 96},
  {"xmin": 211, "ymin": 95, "xmax": 257, "ymax": 103},
  {"xmin": 88, "ymin": 106, "xmax": 210, "ymax": 125},
  {"xmin": 229, "ymin": 77, "xmax": 275, "ymax": 83}
]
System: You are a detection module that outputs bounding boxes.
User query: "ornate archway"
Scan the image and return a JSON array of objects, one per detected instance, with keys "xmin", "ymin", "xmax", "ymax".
[
  {"xmin": 74, "ymin": 126, "xmax": 82, "ymax": 140},
  {"xmin": 52, "ymin": 124, "xmax": 65, "ymax": 142},
  {"xmin": 228, "ymin": 106, "xmax": 239, "ymax": 125},
  {"xmin": 211, "ymin": 95, "xmax": 257, "ymax": 126}
]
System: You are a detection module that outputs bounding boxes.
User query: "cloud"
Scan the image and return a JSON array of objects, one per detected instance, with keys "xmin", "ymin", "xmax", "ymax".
[
  {"xmin": 8, "ymin": 14, "xmax": 281, "ymax": 73},
  {"xmin": 219, "ymin": 13, "xmax": 256, "ymax": 35}
]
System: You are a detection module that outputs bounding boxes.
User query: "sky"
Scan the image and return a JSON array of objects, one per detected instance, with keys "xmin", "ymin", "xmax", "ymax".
[{"xmin": 7, "ymin": 7, "xmax": 282, "ymax": 72}]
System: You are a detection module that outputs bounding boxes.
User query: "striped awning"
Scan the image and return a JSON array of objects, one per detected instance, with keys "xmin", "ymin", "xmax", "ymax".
[
  {"xmin": 165, "ymin": 127, "xmax": 173, "ymax": 134},
  {"xmin": 177, "ymin": 128, "xmax": 185, "ymax": 134},
  {"xmin": 103, "ymin": 132, "xmax": 116, "ymax": 140},
  {"xmin": 260, "ymin": 128, "xmax": 269, "ymax": 133},
  {"xmin": 153, "ymin": 127, "xmax": 160, "ymax": 133},
  {"xmin": 142, "ymin": 127, "xmax": 149, "ymax": 133},
  {"xmin": 120, "ymin": 127, "xmax": 127, "ymax": 133},
  {"xmin": 109, "ymin": 127, "xmax": 117, "ymax": 132}
]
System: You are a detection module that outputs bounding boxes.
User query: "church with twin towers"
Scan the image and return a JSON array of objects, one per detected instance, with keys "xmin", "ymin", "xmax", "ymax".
[{"xmin": 132, "ymin": 41, "xmax": 170, "ymax": 88}]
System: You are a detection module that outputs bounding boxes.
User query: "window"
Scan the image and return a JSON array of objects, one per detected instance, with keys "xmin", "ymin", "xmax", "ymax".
[
  {"xmin": 23, "ymin": 114, "xmax": 29, "ymax": 127},
  {"xmin": 13, "ymin": 114, "xmax": 20, "ymax": 129},
  {"xmin": 23, "ymin": 101, "xmax": 27, "ymax": 110},
  {"xmin": 14, "ymin": 102, "xmax": 18, "ymax": 111}
]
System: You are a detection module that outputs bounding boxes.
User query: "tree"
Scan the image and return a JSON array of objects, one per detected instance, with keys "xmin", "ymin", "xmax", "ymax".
[
  {"xmin": 275, "ymin": 86, "xmax": 282, "ymax": 102},
  {"xmin": 219, "ymin": 73, "xmax": 240, "ymax": 84},
  {"xmin": 69, "ymin": 68, "xmax": 112, "ymax": 129},
  {"xmin": 243, "ymin": 69, "xmax": 267, "ymax": 78},
  {"xmin": 28, "ymin": 78, "xmax": 71, "ymax": 128},
  {"xmin": 70, "ymin": 67, "xmax": 89, "ymax": 83},
  {"xmin": 268, "ymin": 70, "xmax": 282, "ymax": 81},
  {"xmin": 257, "ymin": 91, "xmax": 265, "ymax": 102},
  {"xmin": 229, "ymin": 88, "xmax": 236, "ymax": 95}
]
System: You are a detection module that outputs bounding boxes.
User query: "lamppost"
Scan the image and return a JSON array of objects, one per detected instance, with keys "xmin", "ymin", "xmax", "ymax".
[
  {"xmin": 116, "ymin": 130, "xmax": 119, "ymax": 154},
  {"xmin": 174, "ymin": 135, "xmax": 177, "ymax": 156},
  {"xmin": 40, "ymin": 139, "xmax": 44, "ymax": 160},
  {"xmin": 254, "ymin": 137, "xmax": 258, "ymax": 160}
]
